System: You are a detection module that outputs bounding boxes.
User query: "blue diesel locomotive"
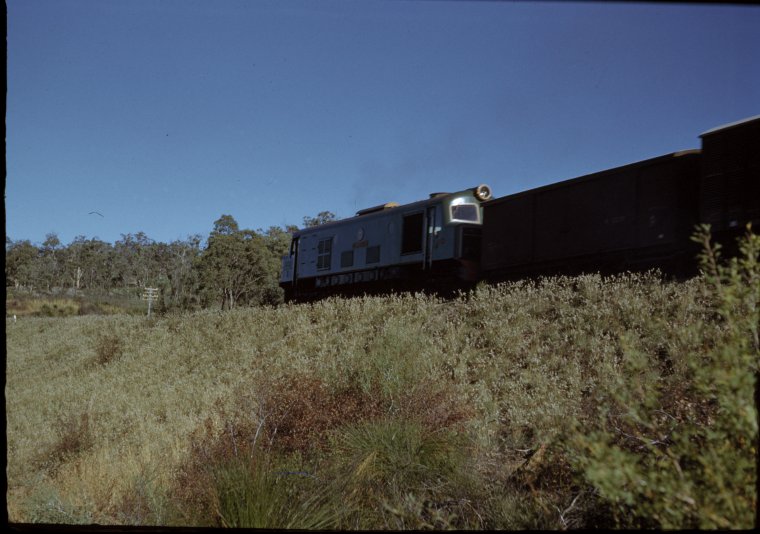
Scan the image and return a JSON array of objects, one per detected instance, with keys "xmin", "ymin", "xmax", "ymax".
[{"xmin": 279, "ymin": 185, "xmax": 492, "ymax": 301}]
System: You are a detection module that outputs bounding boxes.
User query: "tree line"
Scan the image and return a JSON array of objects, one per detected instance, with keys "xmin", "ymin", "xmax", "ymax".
[{"xmin": 5, "ymin": 211, "xmax": 336, "ymax": 311}]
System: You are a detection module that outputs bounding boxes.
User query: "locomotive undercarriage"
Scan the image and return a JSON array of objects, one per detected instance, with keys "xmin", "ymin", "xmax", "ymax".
[{"xmin": 283, "ymin": 258, "xmax": 477, "ymax": 302}]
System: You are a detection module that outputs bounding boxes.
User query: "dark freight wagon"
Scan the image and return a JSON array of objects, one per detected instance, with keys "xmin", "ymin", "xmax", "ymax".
[
  {"xmin": 699, "ymin": 116, "xmax": 760, "ymax": 255},
  {"xmin": 480, "ymin": 151, "xmax": 703, "ymax": 280},
  {"xmin": 480, "ymin": 115, "xmax": 759, "ymax": 282}
]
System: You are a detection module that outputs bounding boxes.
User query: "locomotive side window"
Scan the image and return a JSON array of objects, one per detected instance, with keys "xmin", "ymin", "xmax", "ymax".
[
  {"xmin": 317, "ymin": 238, "xmax": 333, "ymax": 270},
  {"xmin": 340, "ymin": 250, "xmax": 354, "ymax": 268},
  {"xmin": 401, "ymin": 213, "xmax": 424, "ymax": 254},
  {"xmin": 451, "ymin": 204, "xmax": 479, "ymax": 222},
  {"xmin": 366, "ymin": 245, "xmax": 380, "ymax": 264}
]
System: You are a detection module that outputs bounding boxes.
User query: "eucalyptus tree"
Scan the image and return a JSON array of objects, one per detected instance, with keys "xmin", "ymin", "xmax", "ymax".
[
  {"xmin": 40, "ymin": 233, "xmax": 64, "ymax": 291},
  {"xmin": 65, "ymin": 236, "xmax": 114, "ymax": 290},
  {"xmin": 5, "ymin": 239, "xmax": 39, "ymax": 291},
  {"xmin": 259, "ymin": 225, "xmax": 298, "ymax": 304},
  {"xmin": 156, "ymin": 235, "xmax": 203, "ymax": 310},
  {"xmin": 114, "ymin": 232, "xmax": 157, "ymax": 288},
  {"xmin": 302, "ymin": 211, "xmax": 336, "ymax": 228},
  {"xmin": 197, "ymin": 215, "xmax": 272, "ymax": 309}
]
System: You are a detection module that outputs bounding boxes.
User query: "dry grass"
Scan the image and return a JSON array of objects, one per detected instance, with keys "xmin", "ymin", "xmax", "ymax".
[{"xmin": 5, "ymin": 262, "xmax": 757, "ymax": 528}]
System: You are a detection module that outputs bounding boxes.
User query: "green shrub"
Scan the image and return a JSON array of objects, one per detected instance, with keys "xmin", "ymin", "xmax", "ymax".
[{"xmin": 568, "ymin": 225, "xmax": 759, "ymax": 529}]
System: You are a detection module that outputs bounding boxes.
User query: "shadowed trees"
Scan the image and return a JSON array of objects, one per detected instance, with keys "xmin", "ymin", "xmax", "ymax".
[
  {"xmin": 195, "ymin": 216, "xmax": 300, "ymax": 309},
  {"xmin": 4, "ymin": 212, "xmax": 319, "ymax": 311},
  {"xmin": 6, "ymin": 238, "xmax": 39, "ymax": 291},
  {"xmin": 197, "ymin": 216, "xmax": 270, "ymax": 310}
]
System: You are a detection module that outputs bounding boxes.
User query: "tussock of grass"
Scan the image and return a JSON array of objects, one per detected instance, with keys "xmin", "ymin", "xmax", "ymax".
[
  {"xmin": 94, "ymin": 334, "xmax": 124, "ymax": 366},
  {"xmin": 6, "ymin": 230, "xmax": 758, "ymax": 528},
  {"xmin": 46, "ymin": 412, "xmax": 94, "ymax": 467}
]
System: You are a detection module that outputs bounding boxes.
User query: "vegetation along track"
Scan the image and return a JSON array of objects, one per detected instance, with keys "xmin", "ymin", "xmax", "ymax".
[{"xmin": 5, "ymin": 228, "xmax": 758, "ymax": 529}]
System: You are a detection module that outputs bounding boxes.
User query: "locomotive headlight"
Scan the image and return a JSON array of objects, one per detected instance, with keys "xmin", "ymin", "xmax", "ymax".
[{"xmin": 474, "ymin": 184, "xmax": 492, "ymax": 201}]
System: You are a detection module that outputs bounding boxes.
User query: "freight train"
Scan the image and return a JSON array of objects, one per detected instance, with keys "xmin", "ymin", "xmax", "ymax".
[{"xmin": 280, "ymin": 116, "xmax": 759, "ymax": 302}]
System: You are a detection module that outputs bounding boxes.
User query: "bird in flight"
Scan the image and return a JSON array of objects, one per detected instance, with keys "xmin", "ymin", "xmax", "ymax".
[{"xmin": 89, "ymin": 211, "xmax": 104, "ymax": 217}]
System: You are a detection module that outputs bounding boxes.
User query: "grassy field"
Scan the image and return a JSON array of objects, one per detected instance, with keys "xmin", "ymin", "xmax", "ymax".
[{"xmin": 5, "ymin": 232, "xmax": 758, "ymax": 529}]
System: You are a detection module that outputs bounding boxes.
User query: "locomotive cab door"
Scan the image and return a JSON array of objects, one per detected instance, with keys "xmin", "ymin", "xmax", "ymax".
[
  {"xmin": 425, "ymin": 206, "xmax": 436, "ymax": 270},
  {"xmin": 291, "ymin": 236, "xmax": 300, "ymax": 289}
]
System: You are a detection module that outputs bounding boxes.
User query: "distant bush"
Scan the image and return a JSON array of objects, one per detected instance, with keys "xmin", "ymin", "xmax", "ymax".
[
  {"xmin": 77, "ymin": 300, "xmax": 105, "ymax": 316},
  {"xmin": 6, "ymin": 298, "xmax": 29, "ymax": 313},
  {"xmin": 6, "ymin": 294, "xmax": 131, "ymax": 317},
  {"xmin": 35, "ymin": 300, "xmax": 79, "ymax": 317}
]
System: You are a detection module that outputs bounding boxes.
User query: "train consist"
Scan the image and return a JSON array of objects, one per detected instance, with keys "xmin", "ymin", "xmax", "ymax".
[{"xmin": 280, "ymin": 116, "xmax": 759, "ymax": 301}]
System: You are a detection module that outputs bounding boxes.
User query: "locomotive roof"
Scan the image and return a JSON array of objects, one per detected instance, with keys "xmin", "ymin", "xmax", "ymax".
[
  {"xmin": 700, "ymin": 115, "xmax": 760, "ymax": 137},
  {"xmin": 291, "ymin": 189, "xmax": 476, "ymax": 237}
]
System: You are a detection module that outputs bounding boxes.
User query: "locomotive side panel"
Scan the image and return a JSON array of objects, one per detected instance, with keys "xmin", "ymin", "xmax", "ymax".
[{"xmin": 293, "ymin": 208, "xmax": 426, "ymax": 281}]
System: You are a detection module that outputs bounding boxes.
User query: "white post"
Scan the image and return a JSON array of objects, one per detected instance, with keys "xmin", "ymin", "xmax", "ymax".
[{"xmin": 142, "ymin": 288, "xmax": 159, "ymax": 317}]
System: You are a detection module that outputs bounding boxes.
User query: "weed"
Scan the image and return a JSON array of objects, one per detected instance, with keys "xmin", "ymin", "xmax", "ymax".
[
  {"xmin": 172, "ymin": 412, "xmax": 338, "ymax": 528},
  {"xmin": 94, "ymin": 334, "xmax": 123, "ymax": 365},
  {"xmin": 209, "ymin": 454, "xmax": 337, "ymax": 529},
  {"xmin": 23, "ymin": 484, "xmax": 94, "ymax": 524},
  {"xmin": 114, "ymin": 472, "xmax": 174, "ymax": 526},
  {"xmin": 45, "ymin": 412, "xmax": 94, "ymax": 467},
  {"xmin": 257, "ymin": 373, "xmax": 384, "ymax": 453}
]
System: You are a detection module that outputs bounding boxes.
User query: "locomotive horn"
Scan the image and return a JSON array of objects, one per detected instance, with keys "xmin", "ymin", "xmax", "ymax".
[{"xmin": 473, "ymin": 184, "xmax": 492, "ymax": 201}]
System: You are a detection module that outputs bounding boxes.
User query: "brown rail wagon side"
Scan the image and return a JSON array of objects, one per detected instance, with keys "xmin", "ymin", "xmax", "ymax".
[
  {"xmin": 699, "ymin": 116, "xmax": 760, "ymax": 257},
  {"xmin": 481, "ymin": 150, "xmax": 703, "ymax": 281}
]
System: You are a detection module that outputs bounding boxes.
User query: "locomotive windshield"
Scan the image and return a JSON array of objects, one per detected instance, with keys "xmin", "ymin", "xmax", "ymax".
[{"xmin": 451, "ymin": 203, "xmax": 479, "ymax": 222}]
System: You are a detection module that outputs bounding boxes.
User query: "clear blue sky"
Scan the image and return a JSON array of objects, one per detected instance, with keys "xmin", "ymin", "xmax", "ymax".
[{"xmin": 6, "ymin": 0, "xmax": 760, "ymax": 246}]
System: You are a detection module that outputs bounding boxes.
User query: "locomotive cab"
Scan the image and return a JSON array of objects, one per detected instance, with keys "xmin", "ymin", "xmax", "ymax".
[{"xmin": 280, "ymin": 184, "xmax": 492, "ymax": 301}]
